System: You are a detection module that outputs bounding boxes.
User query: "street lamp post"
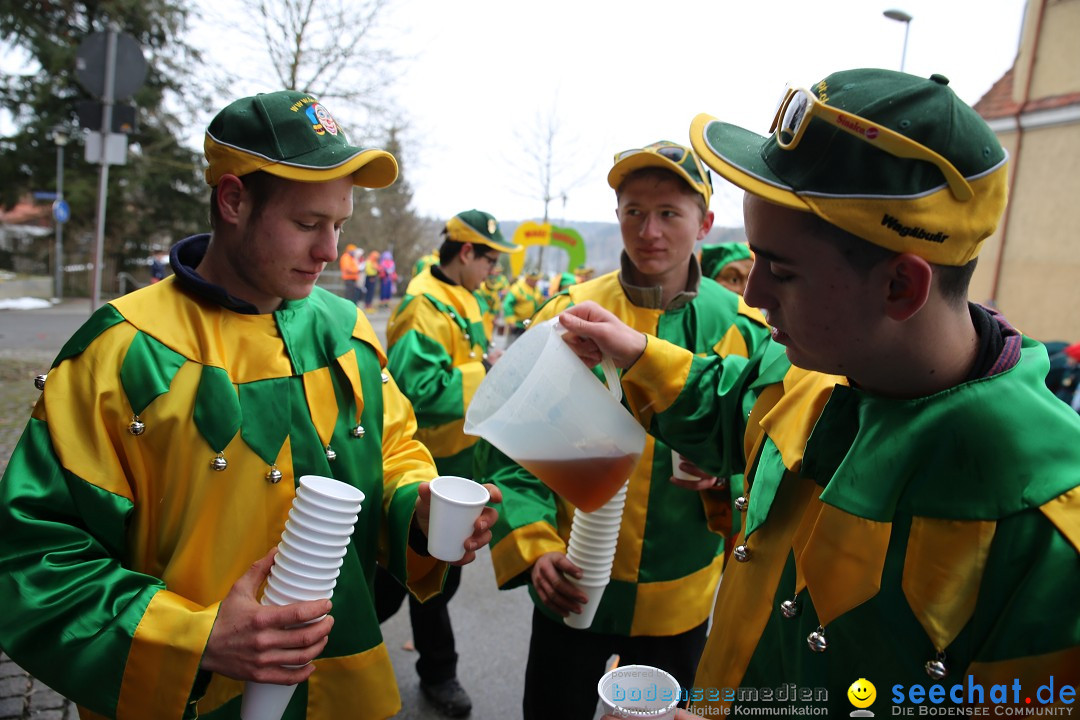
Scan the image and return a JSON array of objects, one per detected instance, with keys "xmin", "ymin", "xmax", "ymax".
[
  {"xmin": 883, "ymin": 9, "xmax": 913, "ymax": 73},
  {"xmin": 51, "ymin": 128, "xmax": 69, "ymax": 301}
]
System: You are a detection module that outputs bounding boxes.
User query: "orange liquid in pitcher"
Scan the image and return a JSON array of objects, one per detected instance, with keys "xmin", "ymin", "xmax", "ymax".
[{"xmin": 517, "ymin": 454, "xmax": 638, "ymax": 512}]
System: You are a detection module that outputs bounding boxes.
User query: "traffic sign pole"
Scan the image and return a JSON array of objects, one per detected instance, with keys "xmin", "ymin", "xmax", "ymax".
[
  {"xmin": 89, "ymin": 25, "xmax": 118, "ymax": 313},
  {"xmin": 54, "ymin": 140, "xmax": 65, "ymax": 300}
]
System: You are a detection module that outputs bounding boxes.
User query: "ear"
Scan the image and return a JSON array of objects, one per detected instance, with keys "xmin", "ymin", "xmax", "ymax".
[
  {"xmin": 215, "ymin": 174, "xmax": 246, "ymax": 225},
  {"xmin": 697, "ymin": 209, "xmax": 716, "ymax": 240},
  {"xmin": 884, "ymin": 253, "xmax": 932, "ymax": 322}
]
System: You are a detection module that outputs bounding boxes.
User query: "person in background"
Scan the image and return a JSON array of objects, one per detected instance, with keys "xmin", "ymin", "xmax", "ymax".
[
  {"xmin": 363, "ymin": 249, "xmax": 381, "ymax": 311},
  {"xmin": 699, "ymin": 242, "xmax": 754, "ymax": 295},
  {"xmin": 552, "ymin": 270, "xmax": 578, "ymax": 295},
  {"xmin": 413, "ymin": 248, "xmax": 440, "ymax": 279},
  {"xmin": 502, "ymin": 272, "xmax": 544, "ymax": 341},
  {"xmin": 378, "ymin": 250, "xmax": 398, "ymax": 310},
  {"xmin": 476, "ymin": 261, "xmax": 508, "ymax": 342},
  {"xmin": 482, "ymin": 140, "xmax": 770, "ymax": 720},
  {"xmin": 0, "ymin": 89, "xmax": 500, "ymax": 720},
  {"xmin": 339, "ymin": 242, "xmax": 361, "ymax": 304},
  {"xmin": 149, "ymin": 250, "xmax": 169, "ymax": 283},
  {"xmin": 377, "ymin": 209, "xmax": 520, "ymax": 717},
  {"xmin": 558, "ymin": 69, "xmax": 1080, "ymax": 718}
]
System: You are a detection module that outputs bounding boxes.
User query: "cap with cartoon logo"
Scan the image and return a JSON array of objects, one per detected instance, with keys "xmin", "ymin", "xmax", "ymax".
[{"xmin": 204, "ymin": 90, "xmax": 398, "ymax": 188}]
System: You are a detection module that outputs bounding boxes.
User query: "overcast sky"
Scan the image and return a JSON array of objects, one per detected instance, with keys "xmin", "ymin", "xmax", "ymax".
[{"xmin": 191, "ymin": 0, "xmax": 1029, "ymax": 227}]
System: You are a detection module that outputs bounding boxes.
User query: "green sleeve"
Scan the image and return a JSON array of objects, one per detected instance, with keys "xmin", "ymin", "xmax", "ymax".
[
  {"xmin": 0, "ymin": 418, "xmax": 167, "ymax": 717},
  {"xmin": 387, "ymin": 330, "xmax": 469, "ymax": 428}
]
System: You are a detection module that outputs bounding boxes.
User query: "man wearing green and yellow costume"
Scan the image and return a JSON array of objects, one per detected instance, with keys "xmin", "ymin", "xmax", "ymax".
[
  {"xmin": 379, "ymin": 209, "xmax": 518, "ymax": 717},
  {"xmin": 0, "ymin": 90, "xmax": 500, "ymax": 720},
  {"xmin": 482, "ymin": 140, "xmax": 770, "ymax": 719},
  {"xmin": 412, "ymin": 248, "xmax": 440, "ymax": 279},
  {"xmin": 502, "ymin": 271, "xmax": 544, "ymax": 340},
  {"xmin": 475, "ymin": 263, "xmax": 508, "ymax": 342},
  {"xmin": 559, "ymin": 70, "xmax": 1080, "ymax": 718}
]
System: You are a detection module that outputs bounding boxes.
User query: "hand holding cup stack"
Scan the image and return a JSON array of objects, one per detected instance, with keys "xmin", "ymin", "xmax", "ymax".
[
  {"xmin": 240, "ymin": 475, "xmax": 364, "ymax": 720},
  {"xmin": 563, "ymin": 480, "xmax": 628, "ymax": 629}
]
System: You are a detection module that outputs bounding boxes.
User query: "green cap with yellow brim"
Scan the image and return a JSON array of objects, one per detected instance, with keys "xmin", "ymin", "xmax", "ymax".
[
  {"xmin": 445, "ymin": 210, "xmax": 520, "ymax": 253},
  {"xmin": 608, "ymin": 140, "xmax": 713, "ymax": 207},
  {"xmin": 700, "ymin": 243, "xmax": 753, "ymax": 280},
  {"xmin": 689, "ymin": 69, "xmax": 1009, "ymax": 266},
  {"xmin": 204, "ymin": 90, "xmax": 398, "ymax": 188}
]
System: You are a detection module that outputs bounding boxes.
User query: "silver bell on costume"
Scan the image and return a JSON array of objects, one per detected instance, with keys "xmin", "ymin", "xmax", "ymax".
[
  {"xmin": 781, "ymin": 597, "xmax": 799, "ymax": 618},
  {"xmin": 266, "ymin": 465, "xmax": 283, "ymax": 483},
  {"xmin": 734, "ymin": 496, "xmax": 749, "ymax": 512},
  {"xmin": 351, "ymin": 424, "xmax": 366, "ymax": 438},
  {"xmin": 128, "ymin": 415, "xmax": 146, "ymax": 436},
  {"xmin": 925, "ymin": 654, "xmax": 948, "ymax": 680},
  {"xmin": 733, "ymin": 544, "xmax": 750, "ymax": 562},
  {"xmin": 325, "ymin": 445, "xmax": 337, "ymax": 461},
  {"xmin": 807, "ymin": 626, "xmax": 827, "ymax": 653},
  {"xmin": 34, "ymin": 374, "xmax": 48, "ymax": 390},
  {"xmin": 210, "ymin": 452, "xmax": 228, "ymax": 471}
]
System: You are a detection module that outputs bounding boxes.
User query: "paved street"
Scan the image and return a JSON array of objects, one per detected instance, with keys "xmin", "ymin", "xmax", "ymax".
[{"xmin": 0, "ymin": 298, "xmax": 555, "ymax": 719}]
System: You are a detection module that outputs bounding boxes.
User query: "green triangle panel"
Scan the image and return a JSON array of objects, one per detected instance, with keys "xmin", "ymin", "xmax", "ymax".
[
  {"xmin": 52, "ymin": 304, "xmax": 126, "ymax": 368},
  {"xmin": 119, "ymin": 331, "xmax": 188, "ymax": 415},
  {"xmin": 238, "ymin": 377, "xmax": 293, "ymax": 466},
  {"xmin": 193, "ymin": 365, "xmax": 241, "ymax": 453}
]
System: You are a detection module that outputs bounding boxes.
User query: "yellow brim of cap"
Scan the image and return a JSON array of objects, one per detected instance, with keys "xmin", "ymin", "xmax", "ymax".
[
  {"xmin": 445, "ymin": 216, "xmax": 521, "ymax": 253},
  {"xmin": 205, "ymin": 141, "xmax": 399, "ymax": 188},
  {"xmin": 689, "ymin": 113, "xmax": 806, "ymax": 212},
  {"xmin": 607, "ymin": 150, "xmax": 712, "ymax": 207}
]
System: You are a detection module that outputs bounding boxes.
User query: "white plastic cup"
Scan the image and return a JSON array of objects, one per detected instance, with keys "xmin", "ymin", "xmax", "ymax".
[
  {"xmin": 566, "ymin": 545, "xmax": 616, "ymax": 565},
  {"xmin": 276, "ymin": 543, "xmax": 345, "ymax": 571},
  {"xmin": 241, "ymin": 680, "xmax": 299, "ymax": 720},
  {"xmin": 272, "ymin": 551, "xmax": 341, "ymax": 579},
  {"xmin": 671, "ymin": 450, "xmax": 697, "ymax": 482},
  {"xmin": 568, "ymin": 524, "xmax": 620, "ymax": 544},
  {"xmin": 270, "ymin": 564, "xmax": 338, "ymax": 592},
  {"xmin": 283, "ymin": 518, "xmax": 353, "ymax": 545},
  {"xmin": 294, "ymin": 488, "xmax": 362, "ymax": 518},
  {"xmin": 563, "ymin": 576, "xmax": 609, "ymax": 629},
  {"xmin": 289, "ymin": 503, "xmax": 357, "ymax": 531},
  {"xmin": 298, "ymin": 475, "xmax": 365, "ymax": 508},
  {"xmin": 426, "ymin": 476, "xmax": 490, "ymax": 562},
  {"xmin": 267, "ymin": 573, "xmax": 334, "ymax": 602},
  {"xmin": 597, "ymin": 664, "xmax": 681, "ymax": 719},
  {"xmin": 278, "ymin": 534, "xmax": 348, "ymax": 560}
]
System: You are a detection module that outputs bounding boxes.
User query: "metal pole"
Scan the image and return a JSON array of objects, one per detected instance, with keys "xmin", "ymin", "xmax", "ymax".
[
  {"xmin": 54, "ymin": 138, "xmax": 65, "ymax": 300},
  {"xmin": 90, "ymin": 24, "xmax": 118, "ymax": 313},
  {"xmin": 900, "ymin": 21, "xmax": 910, "ymax": 73}
]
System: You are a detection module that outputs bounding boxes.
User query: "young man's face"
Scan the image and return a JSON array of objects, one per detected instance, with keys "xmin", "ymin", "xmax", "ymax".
[
  {"xmin": 459, "ymin": 244, "xmax": 498, "ymax": 292},
  {"xmin": 742, "ymin": 194, "xmax": 883, "ymax": 378},
  {"xmin": 222, "ymin": 174, "xmax": 353, "ymax": 313},
  {"xmin": 617, "ymin": 174, "xmax": 712, "ymax": 283}
]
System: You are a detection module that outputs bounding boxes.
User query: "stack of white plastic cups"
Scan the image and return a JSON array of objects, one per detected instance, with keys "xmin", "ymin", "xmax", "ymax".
[
  {"xmin": 563, "ymin": 480, "xmax": 628, "ymax": 629},
  {"xmin": 240, "ymin": 475, "xmax": 364, "ymax": 720}
]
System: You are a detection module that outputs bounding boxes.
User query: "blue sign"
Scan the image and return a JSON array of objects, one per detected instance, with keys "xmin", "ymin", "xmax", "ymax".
[{"xmin": 52, "ymin": 199, "xmax": 70, "ymax": 224}]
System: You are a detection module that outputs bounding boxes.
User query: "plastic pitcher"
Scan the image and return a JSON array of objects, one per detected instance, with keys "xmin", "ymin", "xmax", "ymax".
[{"xmin": 464, "ymin": 318, "xmax": 645, "ymax": 512}]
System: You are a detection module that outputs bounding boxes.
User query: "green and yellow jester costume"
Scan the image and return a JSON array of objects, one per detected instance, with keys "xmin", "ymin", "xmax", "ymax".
[
  {"xmin": 616, "ymin": 310, "xmax": 1080, "ymax": 714},
  {"xmin": 483, "ymin": 257, "xmax": 771, "ymax": 636},
  {"xmin": 0, "ymin": 235, "xmax": 446, "ymax": 720},
  {"xmin": 501, "ymin": 276, "xmax": 544, "ymax": 332},
  {"xmin": 385, "ymin": 267, "xmax": 490, "ymax": 478}
]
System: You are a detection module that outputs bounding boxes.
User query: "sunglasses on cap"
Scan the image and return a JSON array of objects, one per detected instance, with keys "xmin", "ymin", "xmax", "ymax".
[
  {"xmin": 770, "ymin": 86, "xmax": 973, "ymax": 202},
  {"xmin": 614, "ymin": 142, "xmax": 713, "ymax": 200}
]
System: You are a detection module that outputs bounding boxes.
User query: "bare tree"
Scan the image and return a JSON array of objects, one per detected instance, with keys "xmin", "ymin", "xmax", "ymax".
[
  {"xmin": 235, "ymin": 0, "xmax": 401, "ymax": 125},
  {"xmin": 507, "ymin": 102, "xmax": 595, "ymax": 272}
]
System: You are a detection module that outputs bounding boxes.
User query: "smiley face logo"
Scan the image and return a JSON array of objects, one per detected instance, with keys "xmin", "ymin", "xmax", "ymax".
[{"xmin": 848, "ymin": 678, "xmax": 876, "ymax": 710}]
